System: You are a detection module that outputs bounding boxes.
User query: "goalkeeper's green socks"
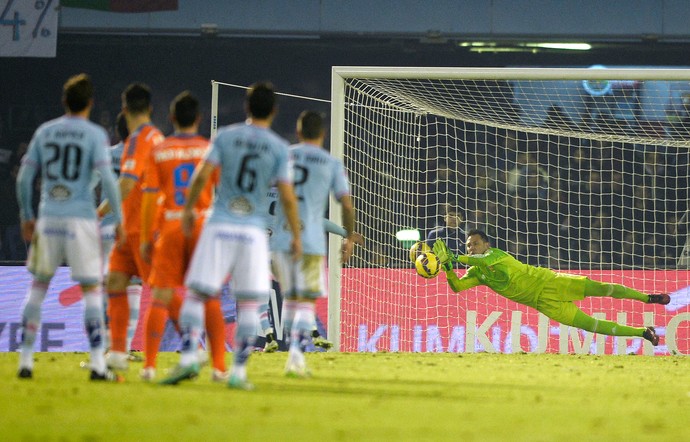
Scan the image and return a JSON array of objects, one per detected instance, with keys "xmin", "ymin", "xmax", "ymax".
[
  {"xmin": 572, "ymin": 311, "xmax": 644, "ymax": 337},
  {"xmin": 583, "ymin": 280, "xmax": 648, "ymax": 302}
]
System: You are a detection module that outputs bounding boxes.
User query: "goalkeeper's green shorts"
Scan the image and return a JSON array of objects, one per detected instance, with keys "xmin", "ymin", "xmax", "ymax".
[{"xmin": 535, "ymin": 274, "xmax": 588, "ymax": 326}]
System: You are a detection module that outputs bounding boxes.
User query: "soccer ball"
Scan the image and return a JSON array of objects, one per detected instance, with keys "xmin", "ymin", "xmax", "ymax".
[
  {"xmin": 409, "ymin": 241, "xmax": 431, "ymax": 263},
  {"xmin": 415, "ymin": 252, "xmax": 441, "ymax": 279}
]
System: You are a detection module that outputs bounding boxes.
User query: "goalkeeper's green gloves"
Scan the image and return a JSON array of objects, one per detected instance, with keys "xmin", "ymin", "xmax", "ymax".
[{"xmin": 432, "ymin": 239, "xmax": 455, "ymax": 272}]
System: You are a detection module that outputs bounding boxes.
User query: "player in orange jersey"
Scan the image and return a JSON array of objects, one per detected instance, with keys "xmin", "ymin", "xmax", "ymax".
[
  {"xmin": 138, "ymin": 91, "xmax": 227, "ymax": 382},
  {"xmin": 100, "ymin": 83, "xmax": 164, "ymax": 371}
]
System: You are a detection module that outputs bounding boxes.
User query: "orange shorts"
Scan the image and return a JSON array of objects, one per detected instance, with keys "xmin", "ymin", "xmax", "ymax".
[
  {"xmin": 108, "ymin": 231, "xmax": 151, "ymax": 281},
  {"xmin": 148, "ymin": 218, "xmax": 203, "ymax": 288}
]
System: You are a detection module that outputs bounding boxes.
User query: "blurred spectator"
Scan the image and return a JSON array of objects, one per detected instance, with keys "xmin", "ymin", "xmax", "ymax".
[
  {"xmin": 418, "ymin": 159, "xmax": 463, "ymax": 232},
  {"xmin": 585, "ymin": 240, "xmax": 612, "ymax": 268},
  {"xmin": 640, "ymin": 148, "xmax": 675, "ymax": 212},
  {"xmin": 426, "ymin": 203, "xmax": 465, "ymax": 255},
  {"xmin": 661, "ymin": 213, "xmax": 683, "ymax": 260},
  {"xmin": 505, "ymin": 231, "xmax": 533, "ymax": 265},
  {"xmin": 541, "ymin": 104, "xmax": 579, "ymax": 169},
  {"xmin": 540, "ymin": 178, "xmax": 570, "ymax": 265},
  {"xmin": 631, "ymin": 185, "xmax": 662, "ymax": 235},
  {"xmin": 673, "ymin": 211, "xmax": 690, "ymax": 268},
  {"xmin": 0, "ymin": 140, "xmax": 27, "ymax": 261},
  {"xmin": 369, "ymin": 243, "xmax": 390, "ymax": 268},
  {"xmin": 506, "ymin": 151, "xmax": 549, "ymax": 194},
  {"xmin": 611, "ymin": 231, "xmax": 645, "ymax": 268},
  {"xmin": 562, "ymin": 145, "xmax": 594, "ymax": 186},
  {"xmin": 465, "ymin": 197, "xmax": 500, "ymax": 242},
  {"xmin": 642, "ymin": 233, "xmax": 673, "ymax": 269},
  {"xmin": 589, "ymin": 208, "xmax": 613, "ymax": 260},
  {"xmin": 466, "ymin": 161, "xmax": 497, "ymax": 203}
]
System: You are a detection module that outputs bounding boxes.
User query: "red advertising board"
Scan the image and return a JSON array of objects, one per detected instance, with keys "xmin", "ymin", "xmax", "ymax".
[{"xmin": 2, "ymin": 266, "xmax": 688, "ymax": 356}]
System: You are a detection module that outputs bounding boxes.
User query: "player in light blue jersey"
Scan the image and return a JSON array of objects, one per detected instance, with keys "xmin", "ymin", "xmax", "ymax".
[
  {"xmin": 16, "ymin": 73, "xmax": 123, "ymax": 382},
  {"xmin": 261, "ymin": 188, "xmax": 362, "ymax": 352},
  {"xmin": 271, "ymin": 111, "xmax": 357, "ymax": 377},
  {"xmin": 161, "ymin": 82, "xmax": 302, "ymax": 390}
]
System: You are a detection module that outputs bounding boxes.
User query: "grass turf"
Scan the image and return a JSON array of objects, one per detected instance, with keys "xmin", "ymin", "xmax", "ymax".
[{"xmin": 2, "ymin": 351, "xmax": 689, "ymax": 441}]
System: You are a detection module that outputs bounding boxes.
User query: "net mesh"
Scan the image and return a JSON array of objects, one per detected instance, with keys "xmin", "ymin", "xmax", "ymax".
[{"xmin": 336, "ymin": 70, "xmax": 690, "ymax": 355}]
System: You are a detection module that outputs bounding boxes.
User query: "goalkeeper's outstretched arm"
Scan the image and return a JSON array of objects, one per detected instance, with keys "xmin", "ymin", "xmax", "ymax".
[
  {"xmin": 443, "ymin": 266, "xmax": 481, "ymax": 293},
  {"xmin": 433, "ymin": 239, "xmax": 481, "ymax": 292}
]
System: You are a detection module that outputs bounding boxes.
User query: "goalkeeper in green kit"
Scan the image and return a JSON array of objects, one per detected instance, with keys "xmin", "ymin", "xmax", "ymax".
[{"xmin": 433, "ymin": 229, "xmax": 670, "ymax": 345}]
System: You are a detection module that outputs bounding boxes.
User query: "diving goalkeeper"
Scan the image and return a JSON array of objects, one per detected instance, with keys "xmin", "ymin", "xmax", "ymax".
[{"xmin": 433, "ymin": 229, "xmax": 670, "ymax": 345}]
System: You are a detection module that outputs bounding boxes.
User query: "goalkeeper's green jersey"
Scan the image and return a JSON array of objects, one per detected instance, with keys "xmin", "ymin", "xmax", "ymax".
[{"xmin": 449, "ymin": 248, "xmax": 557, "ymax": 308}]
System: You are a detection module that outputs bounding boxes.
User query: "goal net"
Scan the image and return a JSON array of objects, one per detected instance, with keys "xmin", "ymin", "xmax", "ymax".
[{"xmin": 329, "ymin": 67, "xmax": 690, "ymax": 356}]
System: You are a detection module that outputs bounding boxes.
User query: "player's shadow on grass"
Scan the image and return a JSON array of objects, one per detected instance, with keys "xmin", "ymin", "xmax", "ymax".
[{"xmin": 257, "ymin": 375, "xmax": 548, "ymax": 400}]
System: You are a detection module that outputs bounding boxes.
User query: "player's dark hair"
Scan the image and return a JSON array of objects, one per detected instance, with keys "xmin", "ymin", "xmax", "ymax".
[
  {"xmin": 445, "ymin": 202, "xmax": 462, "ymax": 216},
  {"xmin": 63, "ymin": 73, "xmax": 93, "ymax": 113},
  {"xmin": 115, "ymin": 111, "xmax": 129, "ymax": 142},
  {"xmin": 298, "ymin": 111, "xmax": 325, "ymax": 140},
  {"xmin": 171, "ymin": 90, "xmax": 199, "ymax": 128},
  {"xmin": 467, "ymin": 229, "xmax": 490, "ymax": 243},
  {"xmin": 122, "ymin": 82, "xmax": 152, "ymax": 115},
  {"xmin": 246, "ymin": 82, "xmax": 276, "ymax": 119}
]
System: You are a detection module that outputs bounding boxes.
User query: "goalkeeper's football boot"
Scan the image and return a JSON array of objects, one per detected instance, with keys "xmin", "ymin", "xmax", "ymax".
[
  {"xmin": 159, "ymin": 363, "xmax": 200, "ymax": 385},
  {"xmin": 227, "ymin": 375, "xmax": 255, "ymax": 391},
  {"xmin": 647, "ymin": 294, "xmax": 670, "ymax": 305},
  {"xmin": 312, "ymin": 336, "xmax": 334, "ymax": 350},
  {"xmin": 642, "ymin": 326, "xmax": 660, "ymax": 346},
  {"xmin": 17, "ymin": 367, "xmax": 32, "ymax": 379},
  {"xmin": 264, "ymin": 339, "xmax": 279, "ymax": 353},
  {"xmin": 90, "ymin": 369, "xmax": 123, "ymax": 382},
  {"xmin": 264, "ymin": 332, "xmax": 279, "ymax": 352}
]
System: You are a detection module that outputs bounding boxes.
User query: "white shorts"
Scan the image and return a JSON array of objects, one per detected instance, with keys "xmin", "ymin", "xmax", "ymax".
[
  {"xmin": 27, "ymin": 217, "xmax": 102, "ymax": 285},
  {"xmin": 185, "ymin": 223, "xmax": 270, "ymax": 301},
  {"xmin": 271, "ymin": 252, "xmax": 325, "ymax": 300}
]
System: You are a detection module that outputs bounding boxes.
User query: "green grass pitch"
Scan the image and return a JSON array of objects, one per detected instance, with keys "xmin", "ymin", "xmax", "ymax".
[{"xmin": 2, "ymin": 351, "xmax": 689, "ymax": 441}]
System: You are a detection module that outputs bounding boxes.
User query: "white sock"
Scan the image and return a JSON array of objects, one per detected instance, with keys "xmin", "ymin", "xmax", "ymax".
[
  {"xmin": 282, "ymin": 299, "xmax": 298, "ymax": 342},
  {"xmin": 83, "ymin": 287, "xmax": 106, "ymax": 373},
  {"xmin": 232, "ymin": 301, "xmax": 259, "ymax": 376},
  {"xmin": 258, "ymin": 302, "xmax": 271, "ymax": 332},
  {"xmin": 288, "ymin": 302, "xmax": 315, "ymax": 359},
  {"xmin": 179, "ymin": 292, "xmax": 205, "ymax": 367},
  {"xmin": 101, "ymin": 283, "xmax": 110, "ymax": 350},
  {"xmin": 19, "ymin": 281, "xmax": 49, "ymax": 370},
  {"xmin": 126, "ymin": 284, "xmax": 142, "ymax": 351}
]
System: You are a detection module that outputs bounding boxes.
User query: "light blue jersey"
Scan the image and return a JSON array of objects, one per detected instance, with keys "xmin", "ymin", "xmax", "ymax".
[
  {"xmin": 17, "ymin": 115, "xmax": 121, "ymax": 222},
  {"xmin": 267, "ymin": 186, "xmax": 347, "ymax": 251},
  {"xmin": 272, "ymin": 143, "xmax": 350, "ymax": 256},
  {"xmin": 205, "ymin": 122, "xmax": 291, "ymax": 228},
  {"xmin": 100, "ymin": 141, "xmax": 124, "ymax": 227}
]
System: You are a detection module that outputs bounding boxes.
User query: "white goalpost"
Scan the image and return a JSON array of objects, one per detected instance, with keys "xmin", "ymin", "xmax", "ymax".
[{"xmin": 330, "ymin": 66, "xmax": 690, "ymax": 355}]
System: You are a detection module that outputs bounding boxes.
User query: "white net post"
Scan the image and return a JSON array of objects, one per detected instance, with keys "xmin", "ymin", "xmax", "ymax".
[
  {"xmin": 210, "ymin": 80, "xmax": 219, "ymax": 139},
  {"xmin": 331, "ymin": 66, "xmax": 690, "ymax": 355},
  {"xmin": 328, "ymin": 72, "xmax": 345, "ymax": 351}
]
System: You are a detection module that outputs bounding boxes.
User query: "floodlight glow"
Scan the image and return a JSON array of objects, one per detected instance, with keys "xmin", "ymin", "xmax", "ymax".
[
  {"xmin": 525, "ymin": 43, "xmax": 591, "ymax": 51},
  {"xmin": 396, "ymin": 229, "xmax": 421, "ymax": 242}
]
